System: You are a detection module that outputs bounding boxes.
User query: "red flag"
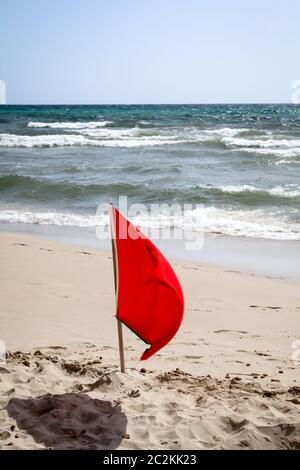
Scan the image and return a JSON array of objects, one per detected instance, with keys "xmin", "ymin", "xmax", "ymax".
[{"xmin": 111, "ymin": 207, "xmax": 184, "ymax": 360}]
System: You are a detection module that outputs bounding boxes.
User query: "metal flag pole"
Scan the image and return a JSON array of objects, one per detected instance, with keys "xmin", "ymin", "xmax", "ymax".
[{"xmin": 109, "ymin": 203, "xmax": 125, "ymax": 373}]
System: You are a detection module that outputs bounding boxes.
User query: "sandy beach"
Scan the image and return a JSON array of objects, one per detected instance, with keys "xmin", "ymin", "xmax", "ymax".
[
  {"xmin": 2, "ymin": 0, "xmax": 300, "ymax": 457},
  {"xmin": 0, "ymin": 231, "xmax": 299, "ymax": 450}
]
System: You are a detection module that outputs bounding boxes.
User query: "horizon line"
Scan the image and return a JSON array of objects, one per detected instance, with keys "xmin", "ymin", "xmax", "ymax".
[{"xmin": 0, "ymin": 102, "xmax": 296, "ymax": 106}]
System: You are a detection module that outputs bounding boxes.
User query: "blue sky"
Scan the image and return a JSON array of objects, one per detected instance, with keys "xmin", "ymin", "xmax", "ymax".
[{"xmin": 1, "ymin": 0, "xmax": 299, "ymax": 104}]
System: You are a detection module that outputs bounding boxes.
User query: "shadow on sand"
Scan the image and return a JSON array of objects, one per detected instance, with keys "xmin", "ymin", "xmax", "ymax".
[{"xmin": 7, "ymin": 392, "xmax": 127, "ymax": 449}]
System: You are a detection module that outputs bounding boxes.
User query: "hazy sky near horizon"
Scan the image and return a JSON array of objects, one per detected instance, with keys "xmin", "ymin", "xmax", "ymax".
[{"xmin": 1, "ymin": 0, "xmax": 300, "ymax": 104}]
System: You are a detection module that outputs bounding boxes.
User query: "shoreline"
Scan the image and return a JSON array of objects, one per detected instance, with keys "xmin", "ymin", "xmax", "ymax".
[{"xmin": 1, "ymin": 222, "xmax": 299, "ymax": 281}]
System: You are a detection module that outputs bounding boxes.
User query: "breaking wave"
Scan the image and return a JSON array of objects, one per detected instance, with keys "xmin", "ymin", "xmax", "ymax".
[
  {"xmin": 0, "ymin": 133, "xmax": 193, "ymax": 148},
  {"xmin": 223, "ymin": 137, "xmax": 300, "ymax": 149},
  {"xmin": 1, "ymin": 125, "xmax": 299, "ymax": 156},
  {"xmin": 216, "ymin": 184, "xmax": 300, "ymax": 198},
  {"xmin": 0, "ymin": 207, "xmax": 299, "ymax": 240}
]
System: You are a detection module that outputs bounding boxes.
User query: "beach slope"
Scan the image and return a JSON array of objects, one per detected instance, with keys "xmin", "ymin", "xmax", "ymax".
[{"xmin": 0, "ymin": 233, "xmax": 300, "ymax": 450}]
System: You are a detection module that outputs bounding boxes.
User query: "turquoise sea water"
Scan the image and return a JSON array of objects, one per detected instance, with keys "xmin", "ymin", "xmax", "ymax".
[{"xmin": 0, "ymin": 104, "xmax": 300, "ymax": 241}]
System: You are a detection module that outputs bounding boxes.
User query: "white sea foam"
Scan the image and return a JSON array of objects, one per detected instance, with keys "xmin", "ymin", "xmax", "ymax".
[
  {"xmin": 3, "ymin": 126, "xmax": 258, "ymax": 149},
  {"xmin": 238, "ymin": 147, "xmax": 300, "ymax": 158},
  {"xmin": 180, "ymin": 206, "xmax": 300, "ymax": 240},
  {"xmin": 16, "ymin": 124, "xmax": 300, "ymax": 156},
  {"xmin": 273, "ymin": 159, "xmax": 300, "ymax": 166},
  {"xmin": 223, "ymin": 137, "xmax": 300, "ymax": 149},
  {"xmin": 77, "ymin": 127, "xmax": 143, "ymax": 138},
  {"xmin": 0, "ymin": 210, "xmax": 104, "ymax": 227},
  {"xmin": 0, "ymin": 133, "xmax": 187, "ymax": 148},
  {"xmin": 216, "ymin": 184, "xmax": 300, "ymax": 198},
  {"xmin": 28, "ymin": 123, "xmax": 247, "ymax": 138},
  {"xmin": 0, "ymin": 134, "xmax": 94, "ymax": 148},
  {"xmin": 268, "ymin": 186, "xmax": 300, "ymax": 198},
  {"xmin": 217, "ymin": 184, "xmax": 258, "ymax": 194},
  {"xmin": 1, "ymin": 207, "xmax": 299, "ymax": 240},
  {"xmin": 204, "ymin": 127, "xmax": 247, "ymax": 137},
  {"xmin": 77, "ymin": 126, "xmax": 217, "ymax": 142},
  {"xmin": 0, "ymin": 133, "xmax": 210, "ymax": 148},
  {"xmin": 28, "ymin": 121, "xmax": 112, "ymax": 129}
]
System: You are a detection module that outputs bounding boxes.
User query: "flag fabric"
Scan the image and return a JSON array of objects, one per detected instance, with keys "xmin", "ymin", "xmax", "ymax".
[{"xmin": 111, "ymin": 207, "xmax": 184, "ymax": 360}]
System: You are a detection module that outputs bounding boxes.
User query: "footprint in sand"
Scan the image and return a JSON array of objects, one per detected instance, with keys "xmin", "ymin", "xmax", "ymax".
[
  {"xmin": 224, "ymin": 270, "xmax": 242, "ymax": 274},
  {"xmin": 214, "ymin": 330, "xmax": 261, "ymax": 339},
  {"xmin": 249, "ymin": 305, "xmax": 282, "ymax": 310},
  {"xmin": 49, "ymin": 292, "xmax": 69, "ymax": 299},
  {"xmin": 214, "ymin": 329, "xmax": 248, "ymax": 334},
  {"xmin": 181, "ymin": 265, "xmax": 202, "ymax": 271},
  {"xmin": 187, "ymin": 307, "xmax": 213, "ymax": 313}
]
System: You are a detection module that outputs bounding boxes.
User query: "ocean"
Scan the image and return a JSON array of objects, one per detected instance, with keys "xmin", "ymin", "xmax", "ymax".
[{"xmin": 0, "ymin": 104, "xmax": 300, "ymax": 243}]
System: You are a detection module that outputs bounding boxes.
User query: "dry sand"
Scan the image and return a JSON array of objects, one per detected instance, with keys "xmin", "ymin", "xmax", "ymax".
[{"xmin": 0, "ymin": 232, "xmax": 300, "ymax": 450}]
